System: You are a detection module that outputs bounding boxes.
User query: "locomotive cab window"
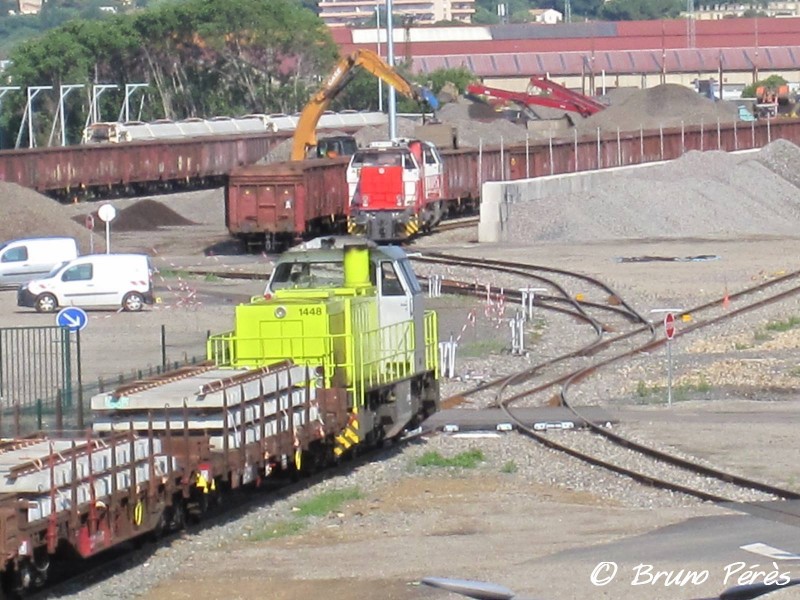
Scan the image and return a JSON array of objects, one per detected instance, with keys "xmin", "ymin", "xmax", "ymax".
[
  {"xmin": 379, "ymin": 262, "xmax": 406, "ymax": 296},
  {"xmin": 352, "ymin": 152, "xmax": 402, "ymax": 168},
  {"xmin": 396, "ymin": 259, "xmax": 422, "ymax": 294},
  {"xmin": 271, "ymin": 261, "xmax": 345, "ymax": 290},
  {"xmin": 423, "ymin": 147, "xmax": 438, "ymax": 165}
]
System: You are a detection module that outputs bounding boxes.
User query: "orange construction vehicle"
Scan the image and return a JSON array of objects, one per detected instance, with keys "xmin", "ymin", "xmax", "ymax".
[{"xmin": 755, "ymin": 84, "xmax": 790, "ymax": 118}]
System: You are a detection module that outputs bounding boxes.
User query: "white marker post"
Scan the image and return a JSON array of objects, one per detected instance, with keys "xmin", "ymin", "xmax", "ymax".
[
  {"xmin": 97, "ymin": 203, "xmax": 116, "ymax": 254},
  {"xmin": 650, "ymin": 308, "xmax": 683, "ymax": 408},
  {"xmin": 664, "ymin": 312, "xmax": 676, "ymax": 407}
]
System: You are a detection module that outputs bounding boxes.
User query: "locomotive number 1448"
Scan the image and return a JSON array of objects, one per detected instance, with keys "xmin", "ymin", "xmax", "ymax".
[{"xmin": 299, "ymin": 307, "xmax": 323, "ymax": 316}]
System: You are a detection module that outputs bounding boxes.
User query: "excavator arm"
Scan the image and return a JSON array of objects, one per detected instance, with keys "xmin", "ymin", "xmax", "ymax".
[
  {"xmin": 466, "ymin": 77, "xmax": 605, "ymax": 118},
  {"xmin": 291, "ymin": 49, "xmax": 438, "ymax": 161}
]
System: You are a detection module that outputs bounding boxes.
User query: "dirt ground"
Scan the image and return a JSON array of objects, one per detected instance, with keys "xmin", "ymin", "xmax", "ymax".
[{"xmin": 48, "ymin": 189, "xmax": 800, "ymax": 600}]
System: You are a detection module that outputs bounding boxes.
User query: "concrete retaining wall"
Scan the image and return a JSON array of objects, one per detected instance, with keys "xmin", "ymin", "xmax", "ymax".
[{"xmin": 477, "ymin": 150, "xmax": 757, "ymax": 243}]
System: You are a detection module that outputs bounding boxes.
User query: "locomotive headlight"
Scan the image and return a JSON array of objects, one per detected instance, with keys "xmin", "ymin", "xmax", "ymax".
[{"xmin": 274, "ymin": 306, "xmax": 287, "ymax": 319}]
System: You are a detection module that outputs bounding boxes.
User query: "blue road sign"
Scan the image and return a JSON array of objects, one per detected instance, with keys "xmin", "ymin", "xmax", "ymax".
[{"xmin": 56, "ymin": 307, "xmax": 88, "ymax": 332}]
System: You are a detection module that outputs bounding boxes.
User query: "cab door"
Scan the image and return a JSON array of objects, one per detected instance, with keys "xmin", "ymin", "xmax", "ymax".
[
  {"xmin": 377, "ymin": 259, "xmax": 425, "ymax": 373},
  {"xmin": 421, "ymin": 143, "xmax": 443, "ymax": 202}
]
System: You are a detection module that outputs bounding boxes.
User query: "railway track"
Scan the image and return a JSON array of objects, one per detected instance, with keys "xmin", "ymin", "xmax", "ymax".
[
  {"xmin": 27, "ymin": 248, "xmax": 800, "ymax": 597},
  {"xmin": 430, "ymin": 216, "xmax": 480, "ymax": 233},
  {"xmin": 421, "ymin": 252, "xmax": 800, "ymax": 515},
  {"xmin": 162, "ymin": 253, "xmax": 800, "ymax": 515}
]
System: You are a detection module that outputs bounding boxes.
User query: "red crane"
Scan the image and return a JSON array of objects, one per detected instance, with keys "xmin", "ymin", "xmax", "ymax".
[{"xmin": 466, "ymin": 76, "xmax": 606, "ymax": 118}]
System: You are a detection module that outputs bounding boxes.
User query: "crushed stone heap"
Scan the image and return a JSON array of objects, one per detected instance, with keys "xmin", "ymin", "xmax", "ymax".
[
  {"xmin": 505, "ymin": 139, "xmax": 800, "ymax": 244},
  {"xmin": 74, "ymin": 199, "xmax": 197, "ymax": 232},
  {"xmin": 0, "ymin": 182, "xmax": 99, "ymax": 253},
  {"xmin": 578, "ymin": 83, "xmax": 740, "ymax": 134}
]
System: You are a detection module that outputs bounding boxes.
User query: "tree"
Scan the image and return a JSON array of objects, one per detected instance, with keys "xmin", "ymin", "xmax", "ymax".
[
  {"xmin": 742, "ymin": 75, "xmax": 787, "ymax": 99},
  {"xmin": 600, "ymin": 0, "xmax": 682, "ymax": 20},
  {"xmin": 417, "ymin": 66, "xmax": 476, "ymax": 96},
  {"xmin": 1, "ymin": 0, "xmax": 338, "ymax": 147},
  {"xmin": 473, "ymin": 5, "xmax": 501, "ymax": 23}
]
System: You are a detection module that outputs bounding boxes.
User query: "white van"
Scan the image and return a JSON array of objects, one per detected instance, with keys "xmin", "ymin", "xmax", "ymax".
[
  {"xmin": 18, "ymin": 254, "xmax": 154, "ymax": 313},
  {"xmin": 0, "ymin": 237, "xmax": 79, "ymax": 288}
]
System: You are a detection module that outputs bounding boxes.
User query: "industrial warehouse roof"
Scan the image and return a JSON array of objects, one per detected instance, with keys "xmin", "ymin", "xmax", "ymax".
[
  {"xmin": 410, "ymin": 46, "xmax": 800, "ymax": 77},
  {"xmin": 333, "ymin": 17, "xmax": 800, "ymax": 52},
  {"xmin": 332, "ymin": 17, "xmax": 800, "ymax": 76}
]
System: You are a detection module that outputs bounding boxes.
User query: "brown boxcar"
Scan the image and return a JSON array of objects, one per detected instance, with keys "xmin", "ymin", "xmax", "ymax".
[{"xmin": 226, "ymin": 157, "xmax": 350, "ymax": 251}]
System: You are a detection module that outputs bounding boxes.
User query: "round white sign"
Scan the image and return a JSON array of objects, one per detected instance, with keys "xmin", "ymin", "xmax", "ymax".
[{"xmin": 97, "ymin": 203, "xmax": 117, "ymax": 223}]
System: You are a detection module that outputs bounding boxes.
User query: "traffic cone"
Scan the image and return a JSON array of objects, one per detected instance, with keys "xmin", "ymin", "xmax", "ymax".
[{"xmin": 722, "ymin": 286, "xmax": 730, "ymax": 309}]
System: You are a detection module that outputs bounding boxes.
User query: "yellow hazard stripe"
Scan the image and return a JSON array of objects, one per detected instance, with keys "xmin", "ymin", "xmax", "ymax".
[{"xmin": 134, "ymin": 500, "xmax": 144, "ymax": 527}]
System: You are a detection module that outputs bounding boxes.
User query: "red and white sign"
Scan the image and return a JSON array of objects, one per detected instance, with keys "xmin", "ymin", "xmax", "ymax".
[
  {"xmin": 664, "ymin": 312, "xmax": 676, "ymax": 340},
  {"xmin": 84, "ymin": 214, "xmax": 95, "ymax": 230}
]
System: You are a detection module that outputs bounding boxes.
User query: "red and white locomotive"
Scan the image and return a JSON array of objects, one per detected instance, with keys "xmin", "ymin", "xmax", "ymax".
[{"xmin": 346, "ymin": 139, "xmax": 446, "ymax": 241}]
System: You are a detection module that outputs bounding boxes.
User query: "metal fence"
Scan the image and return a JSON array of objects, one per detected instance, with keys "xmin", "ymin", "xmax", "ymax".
[
  {"xmin": 0, "ymin": 325, "xmax": 73, "ymax": 411},
  {"xmin": 0, "ymin": 324, "xmax": 209, "ymax": 437}
]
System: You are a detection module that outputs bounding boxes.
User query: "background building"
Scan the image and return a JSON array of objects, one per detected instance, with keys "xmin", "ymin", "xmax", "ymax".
[
  {"xmin": 528, "ymin": 8, "xmax": 564, "ymax": 23},
  {"xmin": 332, "ymin": 18, "xmax": 800, "ymax": 93},
  {"xmin": 319, "ymin": 0, "xmax": 476, "ymax": 27},
  {"xmin": 687, "ymin": 1, "xmax": 800, "ymax": 19}
]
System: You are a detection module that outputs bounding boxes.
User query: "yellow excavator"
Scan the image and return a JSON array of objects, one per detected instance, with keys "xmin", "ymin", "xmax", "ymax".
[{"xmin": 290, "ymin": 48, "xmax": 439, "ymax": 161}]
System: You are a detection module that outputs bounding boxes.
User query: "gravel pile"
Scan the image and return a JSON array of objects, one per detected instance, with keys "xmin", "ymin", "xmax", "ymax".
[
  {"xmin": 0, "ymin": 182, "xmax": 99, "ymax": 252},
  {"xmin": 72, "ymin": 199, "xmax": 197, "ymax": 232},
  {"xmin": 578, "ymin": 83, "xmax": 739, "ymax": 134},
  {"xmin": 261, "ymin": 84, "xmax": 747, "ymax": 164},
  {"xmin": 505, "ymin": 140, "xmax": 800, "ymax": 244},
  {"xmin": 755, "ymin": 137, "xmax": 800, "ymax": 188}
]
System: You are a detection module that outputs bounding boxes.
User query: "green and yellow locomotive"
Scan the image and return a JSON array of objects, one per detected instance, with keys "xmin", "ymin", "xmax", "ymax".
[{"xmin": 207, "ymin": 236, "xmax": 440, "ymax": 459}]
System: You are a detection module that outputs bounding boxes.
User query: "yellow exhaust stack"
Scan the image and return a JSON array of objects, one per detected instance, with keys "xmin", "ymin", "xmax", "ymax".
[{"xmin": 344, "ymin": 244, "xmax": 371, "ymax": 290}]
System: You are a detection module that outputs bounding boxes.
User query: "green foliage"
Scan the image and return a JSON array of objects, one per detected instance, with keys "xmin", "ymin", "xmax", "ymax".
[
  {"xmin": 248, "ymin": 486, "xmax": 362, "ymax": 541},
  {"xmin": 764, "ymin": 316, "xmax": 800, "ymax": 332},
  {"xmin": 417, "ymin": 66, "xmax": 477, "ymax": 96},
  {"xmin": 687, "ymin": 376, "xmax": 711, "ymax": 393},
  {"xmin": 753, "ymin": 330, "xmax": 773, "ymax": 342},
  {"xmin": 634, "ymin": 377, "xmax": 711, "ymax": 404},
  {"xmin": 292, "ymin": 487, "xmax": 363, "ymax": 517},
  {"xmin": 742, "ymin": 75, "xmax": 788, "ymax": 98},
  {"xmin": 155, "ymin": 269, "xmax": 191, "ymax": 279},
  {"xmin": 473, "ymin": 5, "xmax": 501, "ymax": 24},
  {"xmin": 600, "ymin": 0, "xmax": 683, "ymax": 20},
  {"xmin": 248, "ymin": 519, "xmax": 305, "ymax": 541},
  {"xmin": 635, "ymin": 380, "xmax": 653, "ymax": 397},
  {"xmin": 331, "ymin": 68, "xmax": 384, "ymax": 112},
  {"xmin": 416, "ymin": 449, "xmax": 485, "ymax": 469},
  {"xmin": 501, "ymin": 460, "xmax": 518, "ymax": 474},
  {"xmin": 2, "ymin": 0, "xmax": 337, "ymax": 147}
]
